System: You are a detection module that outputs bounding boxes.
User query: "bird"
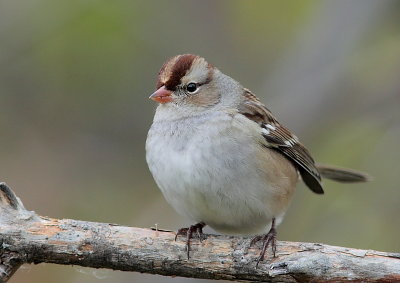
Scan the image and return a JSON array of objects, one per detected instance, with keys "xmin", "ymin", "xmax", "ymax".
[{"xmin": 145, "ymin": 54, "xmax": 369, "ymax": 265}]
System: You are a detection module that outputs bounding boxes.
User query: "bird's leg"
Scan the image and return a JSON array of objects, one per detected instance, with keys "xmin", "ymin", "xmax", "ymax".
[
  {"xmin": 175, "ymin": 222, "xmax": 206, "ymax": 259},
  {"xmin": 250, "ymin": 218, "xmax": 277, "ymax": 267}
]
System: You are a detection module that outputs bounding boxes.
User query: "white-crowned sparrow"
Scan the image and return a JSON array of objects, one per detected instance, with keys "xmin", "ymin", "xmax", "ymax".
[{"xmin": 146, "ymin": 54, "xmax": 369, "ymax": 264}]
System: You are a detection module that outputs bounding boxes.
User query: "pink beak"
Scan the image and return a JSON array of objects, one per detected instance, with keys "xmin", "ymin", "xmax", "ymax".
[{"xmin": 149, "ymin": 86, "xmax": 173, "ymax": 104}]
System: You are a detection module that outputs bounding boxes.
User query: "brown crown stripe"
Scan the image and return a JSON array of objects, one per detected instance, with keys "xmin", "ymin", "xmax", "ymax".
[
  {"xmin": 163, "ymin": 54, "xmax": 198, "ymax": 91},
  {"xmin": 156, "ymin": 60, "xmax": 169, "ymax": 89}
]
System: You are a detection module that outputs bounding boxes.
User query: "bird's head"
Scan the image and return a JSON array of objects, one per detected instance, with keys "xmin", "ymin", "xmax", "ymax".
[{"xmin": 150, "ymin": 54, "xmax": 243, "ymax": 119}]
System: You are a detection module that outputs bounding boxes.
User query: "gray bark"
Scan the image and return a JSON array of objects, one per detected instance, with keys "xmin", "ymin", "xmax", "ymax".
[{"xmin": 0, "ymin": 182, "xmax": 399, "ymax": 282}]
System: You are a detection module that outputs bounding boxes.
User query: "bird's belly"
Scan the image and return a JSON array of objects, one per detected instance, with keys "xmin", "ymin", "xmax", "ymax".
[
  {"xmin": 169, "ymin": 177, "xmax": 277, "ymax": 235},
  {"xmin": 146, "ymin": 114, "xmax": 297, "ymax": 235},
  {"xmin": 156, "ymin": 151, "xmax": 287, "ymax": 234}
]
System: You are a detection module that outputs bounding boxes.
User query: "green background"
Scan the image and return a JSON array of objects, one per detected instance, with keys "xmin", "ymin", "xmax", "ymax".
[{"xmin": 1, "ymin": 0, "xmax": 399, "ymax": 282}]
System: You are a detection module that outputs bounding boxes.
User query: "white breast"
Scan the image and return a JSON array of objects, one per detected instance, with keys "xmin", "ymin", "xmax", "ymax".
[{"xmin": 146, "ymin": 110, "xmax": 297, "ymax": 235}]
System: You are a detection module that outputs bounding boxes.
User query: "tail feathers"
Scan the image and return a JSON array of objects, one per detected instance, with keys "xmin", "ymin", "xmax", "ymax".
[{"xmin": 316, "ymin": 164, "xmax": 371, "ymax": 183}]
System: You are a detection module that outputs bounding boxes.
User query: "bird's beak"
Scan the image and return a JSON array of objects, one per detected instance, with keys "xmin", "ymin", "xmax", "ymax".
[{"xmin": 149, "ymin": 86, "xmax": 173, "ymax": 104}]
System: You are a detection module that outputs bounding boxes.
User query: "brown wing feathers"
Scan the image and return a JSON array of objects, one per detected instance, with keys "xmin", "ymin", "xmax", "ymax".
[{"xmin": 239, "ymin": 90, "xmax": 325, "ymax": 194}]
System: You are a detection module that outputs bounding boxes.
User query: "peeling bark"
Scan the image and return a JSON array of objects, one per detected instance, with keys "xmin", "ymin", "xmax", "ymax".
[{"xmin": 0, "ymin": 182, "xmax": 399, "ymax": 282}]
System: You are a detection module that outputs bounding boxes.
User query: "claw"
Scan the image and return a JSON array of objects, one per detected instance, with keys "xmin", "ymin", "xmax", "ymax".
[
  {"xmin": 250, "ymin": 218, "xmax": 277, "ymax": 268},
  {"xmin": 175, "ymin": 227, "xmax": 189, "ymax": 241},
  {"xmin": 175, "ymin": 222, "xmax": 206, "ymax": 259}
]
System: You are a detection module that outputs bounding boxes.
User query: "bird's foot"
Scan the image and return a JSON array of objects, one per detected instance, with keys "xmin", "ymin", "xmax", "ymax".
[
  {"xmin": 250, "ymin": 218, "xmax": 277, "ymax": 268},
  {"xmin": 175, "ymin": 222, "xmax": 206, "ymax": 259}
]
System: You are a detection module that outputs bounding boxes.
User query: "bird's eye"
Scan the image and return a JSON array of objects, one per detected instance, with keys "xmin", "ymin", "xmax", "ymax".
[{"xmin": 186, "ymin": 83, "xmax": 198, "ymax": 93}]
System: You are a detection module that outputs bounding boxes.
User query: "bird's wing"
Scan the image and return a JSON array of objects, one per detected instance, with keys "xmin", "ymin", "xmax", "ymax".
[{"xmin": 238, "ymin": 89, "xmax": 323, "ymax": 194}]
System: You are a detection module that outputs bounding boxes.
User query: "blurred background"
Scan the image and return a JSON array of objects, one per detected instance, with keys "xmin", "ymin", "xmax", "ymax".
[{"xmin": 1, "ymin": 0, "xmax": 399, "ymax": 282}]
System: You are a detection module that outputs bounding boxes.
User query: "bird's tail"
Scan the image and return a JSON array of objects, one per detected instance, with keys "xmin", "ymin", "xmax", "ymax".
[{"xmin": 316, "ymin": 164, "xmax": 371, "ymax": 183}]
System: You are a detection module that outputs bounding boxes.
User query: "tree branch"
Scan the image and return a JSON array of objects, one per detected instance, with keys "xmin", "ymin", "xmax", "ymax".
[{"xmin": 0, "ymin": 183, "xmax": 399, "ymax": 282}]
